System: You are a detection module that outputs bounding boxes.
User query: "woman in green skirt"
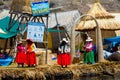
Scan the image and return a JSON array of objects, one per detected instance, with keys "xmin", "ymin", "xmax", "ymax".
[{"xmin": 84, "ymin": 37, "xmax": 95, "ymax": 64}]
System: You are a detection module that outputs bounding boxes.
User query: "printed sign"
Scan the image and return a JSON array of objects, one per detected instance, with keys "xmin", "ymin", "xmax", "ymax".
[
  {"xmin": 31, "ymin": 1, "xmax": 50, "ymax": 16},
  {"xmin": 27, "ymin": 22, "xmax": 45, "ymax": 42}
]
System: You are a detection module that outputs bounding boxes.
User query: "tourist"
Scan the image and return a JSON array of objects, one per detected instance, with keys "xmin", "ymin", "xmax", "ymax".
[
  {"xmin": 26, "ymin": 38, "xmax": 36, "ymax": 67},
  {"xmin": 84, "ymin": 37, "xmax": 95, "ymax": 64},
  {"xmin": 57, "ymin": 38, "xmax": 71, "ymax": 68},
  {"xmin": 15, "ymin": 40, "xmax": 26, "ymax": 67}
]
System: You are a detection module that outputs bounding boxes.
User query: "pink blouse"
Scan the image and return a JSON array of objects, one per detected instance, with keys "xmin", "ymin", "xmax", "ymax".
[
  {"xmin": 17, "ymin": 45, "xmax": 25, "ymax": 52},
  {"xmin": 85, "ymin": 42, "xmax": 93, "ymax": 52}
]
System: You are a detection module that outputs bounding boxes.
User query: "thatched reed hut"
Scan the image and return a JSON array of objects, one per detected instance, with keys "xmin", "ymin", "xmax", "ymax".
[{"xmin": 75, "ymin": 0, "xmax": 120, "ymax": 62}]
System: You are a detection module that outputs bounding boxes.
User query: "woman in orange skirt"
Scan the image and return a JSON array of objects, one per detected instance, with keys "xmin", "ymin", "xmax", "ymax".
[{"xmin": 26, "ymin": 38, "xmax": 36, "ymax": 67}]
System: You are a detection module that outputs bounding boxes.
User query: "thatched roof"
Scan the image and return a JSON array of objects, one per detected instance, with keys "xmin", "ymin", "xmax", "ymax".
[
  {"xmin": 75, "ymin": 2, "xmax": 120, "ymax": 31},
  {"xmin": 10, "ymin": 0, "xmax": 50, "ymax": 14},
  {"xmin": 113, "ymin": 13, "xmax": 120, "ymax": 36}
]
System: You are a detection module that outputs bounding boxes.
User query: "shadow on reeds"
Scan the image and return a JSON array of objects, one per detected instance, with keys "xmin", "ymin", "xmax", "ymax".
[{"xmin": 2, "ymin": 76, "xmax": 24, "ymax": 80}]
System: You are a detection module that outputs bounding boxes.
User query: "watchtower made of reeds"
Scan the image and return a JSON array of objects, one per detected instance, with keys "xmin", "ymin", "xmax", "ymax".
[{"xmin": 5, "ymin": 0, "xmax": 50, "ymax": 64}]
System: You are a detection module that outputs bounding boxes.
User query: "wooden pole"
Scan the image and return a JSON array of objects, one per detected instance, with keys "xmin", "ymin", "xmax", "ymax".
[
  {"xmin": 55, "ymin": 12, "xmax": 61, "ymax": 41},
  {"xmin": 45, "ymin": 15, "xmax": 49, "ymax": 64},
  {"xmin": 95, "ymin": 0, "xmax": 99, "ymax": 2},
  {"xmin": 97, "ymin": 23, "xmax": 104, "ymax": 62}
]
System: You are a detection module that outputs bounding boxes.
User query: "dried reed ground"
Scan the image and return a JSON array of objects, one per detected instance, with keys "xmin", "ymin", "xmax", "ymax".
[{"xmin": 0, "ymin": 60, "xmax": 120, "ymax": 80}]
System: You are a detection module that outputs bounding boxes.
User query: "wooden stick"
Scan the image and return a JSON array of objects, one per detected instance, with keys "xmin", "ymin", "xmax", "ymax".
[{"xmin": 95, "ymin": 0, "xmax": 99, "ymax": 2}]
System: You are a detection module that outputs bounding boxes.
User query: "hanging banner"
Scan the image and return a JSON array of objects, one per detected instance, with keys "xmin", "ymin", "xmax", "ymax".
[
  {"xmin": 31, "ymin": 1, "xmax": 50, "ymax": 16},
  {"xmin": 27, "ymin": 22, "xmax": 45, "ymax": 42}
]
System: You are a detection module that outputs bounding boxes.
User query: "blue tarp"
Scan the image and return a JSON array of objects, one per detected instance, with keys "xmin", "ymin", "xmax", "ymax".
[
  {"xmin": 0, "ymin": 57, "xmax": 13, "ymax": 66},
  {"xmin": 103, "ymin": 36, "xmax": 120, "ymax": 45},
  {"xmin": 0, "ymin": 53, "xmax": 13, "ymax": 66},
  {"xmin": 0, "ymin": 16, "xmax": 23, "ymax": 39},
  {"xmin": 0, "ymin": 16, "xmax": 19, "ymax": 33},
  {"xmin": 103, "ymin": 36, "xmax": 120, "ymax": 52}
]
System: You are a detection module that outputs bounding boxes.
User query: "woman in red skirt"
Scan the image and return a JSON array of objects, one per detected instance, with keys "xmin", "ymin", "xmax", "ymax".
[
  {"xmin": 15, "ymin": 40, "xmax": 26, "ymax": 67},
  {"xmin": 26, "ymin": 38, "xmax": 36, "ymax": 67},
  {"xmin": 57, "ymin": 38, "xmax": 71, "ymax": 68}
]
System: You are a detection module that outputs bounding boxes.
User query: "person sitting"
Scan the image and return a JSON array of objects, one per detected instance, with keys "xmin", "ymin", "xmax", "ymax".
[{"xmin": 111, "ymin": 43, "xmax": 119, "ymax": 53}]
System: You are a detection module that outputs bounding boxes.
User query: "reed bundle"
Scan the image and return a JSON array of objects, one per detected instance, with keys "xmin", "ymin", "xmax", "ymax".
[
  {"xmin": 87, "ymin": 2, "xmax": 114, "ymax": 19},
  {"xmin": 10, "ymin": 0, "xmax": 50, "ymax": 14},
  {"xmin": 76, "ymin": 18, "xmax": 120, "ymax": 31}
]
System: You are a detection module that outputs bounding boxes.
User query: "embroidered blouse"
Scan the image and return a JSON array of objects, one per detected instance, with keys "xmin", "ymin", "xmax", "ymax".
[
  {"xmin": 85, "ymin": 42, "xmax": 93, "ymax": 52},
  {"xmin": 58, "ymin": 44, "xmax": 70, "ymax": 53}
]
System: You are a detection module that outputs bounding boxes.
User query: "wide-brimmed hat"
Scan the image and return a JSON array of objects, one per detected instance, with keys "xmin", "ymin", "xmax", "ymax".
[
  {"xmin": 86, "ymin": 37, "xmax": 93, "ymax": 42},
  {"xmin": 26, "ymin": 38, "xmax": 33, "ymax": 43},
  {"xmin": 62, "ymin": 38, "xmax": 68, "ymax": 43}
]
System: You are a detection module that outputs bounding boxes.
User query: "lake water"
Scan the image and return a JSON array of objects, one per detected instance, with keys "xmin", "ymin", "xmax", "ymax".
[
  {"xmin": 2, "ymin": 73, "xmax": 120, "ymax": 80},
  {"xmin": 79, "ymin": 74, "xmax": 120, "ymax": 80},
  {"xmin": 54, "ymin": 74, "xmax": 120, "ymax": 80}
]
